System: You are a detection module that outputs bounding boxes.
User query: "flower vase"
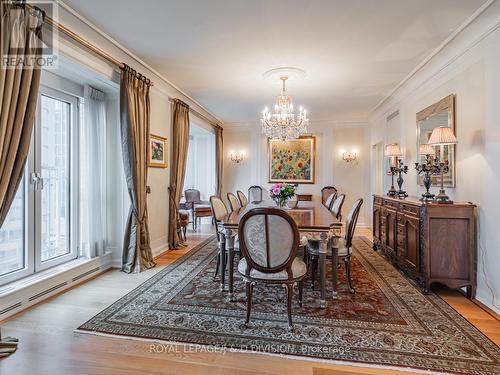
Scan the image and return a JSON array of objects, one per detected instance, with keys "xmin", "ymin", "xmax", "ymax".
[{"xmin": 274, "ymin": 197, "xmax": 287, "ymax": 208}]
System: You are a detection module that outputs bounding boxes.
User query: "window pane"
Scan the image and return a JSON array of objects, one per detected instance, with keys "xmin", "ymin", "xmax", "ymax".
[
  {"xmin": 0, "ymin": 184, "xmax": 25, "ymax": 276},
  {"xmin": 40, "ymin": 95, "xmax": 70, "ymax": 262}
]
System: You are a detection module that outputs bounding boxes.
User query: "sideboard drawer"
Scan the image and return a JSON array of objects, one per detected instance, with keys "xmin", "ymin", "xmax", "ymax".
[{"xmin": 401, "ymin": 203, "xmax": 420, "ymax": 217}]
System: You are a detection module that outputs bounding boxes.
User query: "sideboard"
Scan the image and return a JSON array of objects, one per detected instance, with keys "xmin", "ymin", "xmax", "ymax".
[{"xmin": 372, "ymin": 195, "xmax": 476, "ymax": 298}]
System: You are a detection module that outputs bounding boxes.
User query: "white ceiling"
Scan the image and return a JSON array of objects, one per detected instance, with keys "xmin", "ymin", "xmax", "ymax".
[{"xmin": 63, "ymin": 0, "xmax": 486, "ymax": 125}]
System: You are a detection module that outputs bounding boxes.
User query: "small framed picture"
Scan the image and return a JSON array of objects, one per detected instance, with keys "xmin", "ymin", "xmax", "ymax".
[{"xmin": 149, "ymin": 134, "xmax": 167, "ymax": 168}]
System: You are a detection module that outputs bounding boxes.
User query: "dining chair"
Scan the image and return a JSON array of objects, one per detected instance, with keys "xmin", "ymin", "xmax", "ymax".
[
  {"xmin": 306, "ymin": 198, "xmax": 363, "ymax": 293},
  {"xmin": 321, "ymin": 186, "xmax": 337, "ymax": 207},
  {"xmin": 238, "ymin": 207, "xmax": 307, "ymax": 331},
  {"xmin": 237, "ymin": 190, "xmax": 248, "ymax": 206},
  {"xmin": 248, "ymin": 185, "xmax": 263, "ymax": 202},
  {"xmin": 227, "ymin": 192, "xmax": 242, "ymax": 212},
  {"xmin": 210, "ymin": 195, "xmax": 229, "ymax": 280},
  {"xmin": 184, "ymin": 189, "xmax": 211, "ymax": 230},
  {"xmin": 330, "ymin": 193, "xmax": 346, "ymax": 222},
  {"xmin": 324, "ymin": 192, "xmax": 337, "ymax": 211}
]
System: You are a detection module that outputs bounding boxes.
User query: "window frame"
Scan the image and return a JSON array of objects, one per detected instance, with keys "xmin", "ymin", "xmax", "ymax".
[{"xmin": 34, "ymin": 86, "xmax": 80, "ymax": 271}]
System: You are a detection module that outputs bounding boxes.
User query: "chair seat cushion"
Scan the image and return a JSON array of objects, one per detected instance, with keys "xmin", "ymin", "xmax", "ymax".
[
  {"xmin": 237, "ymin": 258, "xmax": 307, "ymax": 281},
  {"xmin": 307, "ymin": 237, "xmax": 350, "ymax": 257},
  {"xmin": 194, "ymin": 204, "xmax": 211, "ymax": 210}
]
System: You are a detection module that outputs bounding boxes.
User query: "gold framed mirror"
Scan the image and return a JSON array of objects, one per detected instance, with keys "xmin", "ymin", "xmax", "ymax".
[{"xmin": 416, "ymin": 94, "xmax": 456, "ymax": 187}]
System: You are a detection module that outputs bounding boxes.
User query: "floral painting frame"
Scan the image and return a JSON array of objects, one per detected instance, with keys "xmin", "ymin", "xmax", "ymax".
[
  {"xmin": 268, "ymin": 136, "xmax": 315, "ymax": 184},
  {"xmin": 149, "ymin": 134, "xmax": 167, "ymax": 168}
]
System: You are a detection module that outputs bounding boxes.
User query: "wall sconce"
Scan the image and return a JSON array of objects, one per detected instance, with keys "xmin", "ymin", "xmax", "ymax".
[
  {"xmin": 341, "ymin": 149, "xmax": 358, "ymax": 163},
  {"xmin": 230, "ymin": 150, "xmax": 244, "ymax": 164}
]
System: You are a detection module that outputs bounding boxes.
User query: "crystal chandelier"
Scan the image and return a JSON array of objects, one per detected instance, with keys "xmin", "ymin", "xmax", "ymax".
[{"xmin": 261, "ymin": 76, "xmax": 309, "ymax": 141}]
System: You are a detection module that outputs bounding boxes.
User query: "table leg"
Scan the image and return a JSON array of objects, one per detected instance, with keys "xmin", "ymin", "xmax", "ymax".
[
  {"xmin": 331, "ymin": 237, "xmax": 339, "ymax": 300},
  {"xmin": 225, "ymin": 228, "xmax": 236, "ymax": 301},
  {"xmin": 219, "ymin": 225, "xmax": 226, "ymax": 291},
  {"xmin": 319, "ymin": 232, "xmax": 328, "ymax": 309}
]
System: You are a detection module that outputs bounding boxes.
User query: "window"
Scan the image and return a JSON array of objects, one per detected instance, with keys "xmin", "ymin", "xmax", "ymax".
[
  {"xmin": 0, "ymin": 183, "xmax": 26, "ymax": 279},
  {"xmin": 0, "ymin": 85, "xmax": 80, "ymax": 285},
  {"xmin": 36, "ymin": 89, "xmax": 78, "ymax": 270}
]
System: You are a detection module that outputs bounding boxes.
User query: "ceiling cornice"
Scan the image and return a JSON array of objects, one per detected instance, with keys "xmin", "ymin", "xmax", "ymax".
[
  {"xmin": 56, "ymin": 0, "xmax": 224, "ymax": 126},
  {"xmin": 370, "ymin": 0, "xmax": 497, "ymax": 117}
]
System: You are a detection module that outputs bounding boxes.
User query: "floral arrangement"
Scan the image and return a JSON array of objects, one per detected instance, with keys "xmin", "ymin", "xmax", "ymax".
[{"xmin": 269, "ymin": 183, "xmax": 298, "ymax": 207}]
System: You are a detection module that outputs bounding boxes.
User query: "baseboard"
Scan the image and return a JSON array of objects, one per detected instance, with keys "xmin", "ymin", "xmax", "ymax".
[
  {"xmin": 109, "ymin": 239, "xmax": 169, "ymax": 269},
  {"xmin": 151, "ymin": 236, "xmax": 168, "ymax": 258},
  {"xmin": 0, "ymin": 254, "xmax": 112, "ymax": 321},
  {"xmin": 474, "ymin": 291, "xmax": 500, "ymax": 317}
]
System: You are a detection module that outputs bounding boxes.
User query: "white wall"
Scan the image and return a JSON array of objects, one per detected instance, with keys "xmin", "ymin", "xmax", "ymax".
[
  {"xmin": 222, "ymin": 122, "xmax": 371, "ymax": 226},
  {"xmin": 55, "ymin": 4, "xmax": 220, "ymax": 262},
  {"xmin": 368, "ymin": 1, "xmax": 500, "ymax": 313}
]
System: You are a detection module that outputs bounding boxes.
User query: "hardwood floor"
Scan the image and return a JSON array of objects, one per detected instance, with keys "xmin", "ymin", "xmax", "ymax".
[{"xmin": 1, "ymin": 226, "xmax": 498, "ymax": 375}]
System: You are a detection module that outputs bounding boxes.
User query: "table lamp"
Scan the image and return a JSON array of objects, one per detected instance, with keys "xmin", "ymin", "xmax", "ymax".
[
  {"xmin": 385, "ymin": 143, "xmax": 402, "ymax": 196},
  {"xmin": 427, "ymin": 126, "xmax": 457, "ymax": 204}
]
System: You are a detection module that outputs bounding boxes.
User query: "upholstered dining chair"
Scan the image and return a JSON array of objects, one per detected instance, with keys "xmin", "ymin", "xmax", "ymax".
[
  {"xmin": 237, "ymin": 190, "xmax": 248, "ymax": 207},
  {"xmin": 210, "ymin": 196, "xmax": 229, "ymax": 280},
  {"xmin": 184, "ymin": 189, "xmax": 211, "ymax": 230},
  {"xmin": 248, "ymin": 185, "xmax": 263, "ymax": 202},
  {"xmin": 306, "ymin": 198, "xmax": 363, "ymax": 294},
  {"xmin": 227, "ymin": 192, "xmax": 242, "ymax": 212},
  {"xmin": 330, "ymin": 194, "xmax": 346, "ymax": 222},
  {"xmin": 238, "ymin": 208, "xmax": 307, "ymax": 331},
  {"xmin": 324, "ymin": 192, "xmax": 337, "ymax": 211},
  {"xmin": 321, "ymin": 186, "xmax": 337, "ymax": 207}
]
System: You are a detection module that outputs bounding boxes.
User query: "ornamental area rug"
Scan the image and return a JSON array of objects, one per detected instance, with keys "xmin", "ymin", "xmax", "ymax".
[{"xmin": 77, "ymin": 236, "xmax": 500, "ymax": 375}]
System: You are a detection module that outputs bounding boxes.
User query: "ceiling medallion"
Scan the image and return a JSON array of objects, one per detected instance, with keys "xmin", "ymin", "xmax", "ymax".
[{"xmin": 260, "ymin": 69, "xmax": 309, "ymax": 141}]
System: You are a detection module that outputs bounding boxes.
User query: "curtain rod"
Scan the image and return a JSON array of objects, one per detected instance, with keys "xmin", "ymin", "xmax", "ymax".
[
  {"xmin": 28, "ymin": 4, "xmax": 154, "ymax": 86},
  {"xmin": 169, "ymin": 97, "xmax": 222, "ymax": 128}
]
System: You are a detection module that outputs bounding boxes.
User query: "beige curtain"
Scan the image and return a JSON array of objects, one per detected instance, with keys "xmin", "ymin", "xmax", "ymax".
[
  {"xmin": 0, "ymin": 1, "xmax": 44, "ymax": 356},
  {"xmin": 215, "ymin": 125, "xmax": 223, "ymax": 196},
  {"xmin": 0, "ymin": 3, "xmax": 43, "ymax": 226},
  {"xmin": 120, "ymin": 65, "xmax": 155, "ymax": 273},
  {"xmin": 168, "ymin": 99, "xmax": 190, "ymax": 249}
]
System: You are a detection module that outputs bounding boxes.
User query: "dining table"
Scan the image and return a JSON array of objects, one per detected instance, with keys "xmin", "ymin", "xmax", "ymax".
[{"xmin": 217, "ymin": 200, "xmax": 343, "ymax": 308}]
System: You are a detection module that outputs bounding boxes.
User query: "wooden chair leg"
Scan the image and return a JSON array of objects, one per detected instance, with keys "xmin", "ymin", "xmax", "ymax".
[
  {"xmin": 344, "ymin": 255, "xmax": 355, "ymax": 293},
  {"xmin": 245, "ymin": 282, "xmax": 254, "ymax": 327},
  {"xmin": 285, "ymin": 283, "xmax": 294, "ymax": 331}
]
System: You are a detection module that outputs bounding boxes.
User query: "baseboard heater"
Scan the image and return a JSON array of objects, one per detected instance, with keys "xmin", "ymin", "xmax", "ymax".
[{"xmin": 0, "ymin": 263, "xmax": 107, "ymax": 321}]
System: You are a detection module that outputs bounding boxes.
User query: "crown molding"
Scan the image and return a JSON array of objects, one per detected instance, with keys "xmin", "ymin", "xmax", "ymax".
[
  {"xmin": 370, "ymin": 0, "xmax": 498, "ymax": 119},
  {"xmin": 56, "ymin": 0, "xmax": 223, "ymax": 125}
]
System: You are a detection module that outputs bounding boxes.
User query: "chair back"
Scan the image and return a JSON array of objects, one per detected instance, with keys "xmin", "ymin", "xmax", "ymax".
[
  {"xmin": 227, "ymin": 192, "xmax": 241, "ymax": 212},
  {"xmin": 330, "ymin": 194, "xmax": 346, "ymax": 220},
  {"xmin": 324, "ymin": 192, "xmax": 337, "ymax": 210},
  {"xmin": 248, "ymin": 185, "xmax": 263, "ymax": 202},
  {"xmin": 237, "ymin": 190, "xmax": 248, "ymax": 206},
  {"xmin": 238, "ymin": 208, "xmax": 299, "ymax": 275},
  {"xmin": 345, "ymin": 198, "xmax": 363, "ymax": 248},
  {"xmin": 210, "ymin": 195, "xmax": 228, "ymax": 222},
  {"xmin": 321, "ymin": 186, "xmax": 337, "ymax": 206},
  {"xmin": 184, "ymin": 189, "xmax": 201, "ymax": 207}
]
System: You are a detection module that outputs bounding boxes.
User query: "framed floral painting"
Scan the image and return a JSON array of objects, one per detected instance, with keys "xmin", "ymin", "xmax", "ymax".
[
  {"xmin": 268, "ymin": 136, "xmax": 315, "ymax": 184},
  {"xmin": 149, "ymin": 134, "xmax": 167, "ymax": 168}
]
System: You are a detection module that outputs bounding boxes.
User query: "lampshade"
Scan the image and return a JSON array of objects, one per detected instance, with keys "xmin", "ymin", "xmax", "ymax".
[
  {"xmin": 385, "ymin": 143, "xmax": 402, "ymax": 157},
  {"xmin": 419, "ymin": 144, "xmax": 435, "ymax": 155},
  {"xmin": 428, "ymin": 126, "xmax": 457, "ymax": 145}
]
